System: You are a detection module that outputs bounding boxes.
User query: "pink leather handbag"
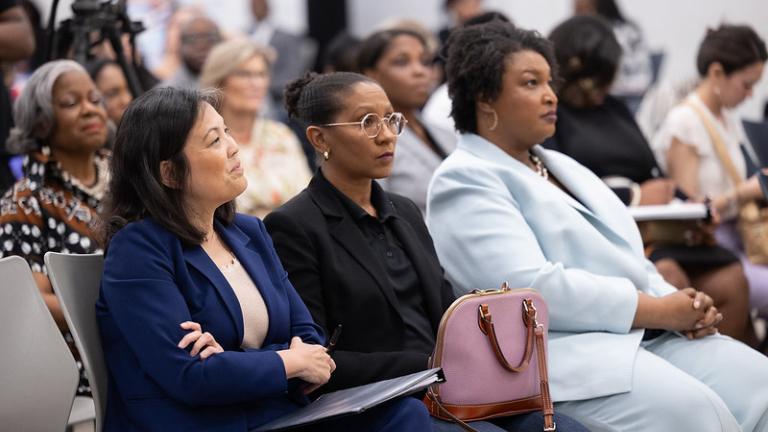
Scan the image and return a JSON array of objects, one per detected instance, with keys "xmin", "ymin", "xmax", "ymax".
[{"xmin": 425, "ymin": 283, "xmax": 555, "ymax": 431}]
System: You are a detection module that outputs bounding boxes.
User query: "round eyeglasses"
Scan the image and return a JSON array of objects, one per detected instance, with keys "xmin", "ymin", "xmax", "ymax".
[{"xmin": 322, "ymin": 112, "xmax": 408, "ymax": 138}]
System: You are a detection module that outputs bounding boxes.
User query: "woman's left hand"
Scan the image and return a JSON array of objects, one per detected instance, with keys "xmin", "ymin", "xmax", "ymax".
[{"xmin": 178, "ymin": 321, "xmax": 224, "ymax": 360}]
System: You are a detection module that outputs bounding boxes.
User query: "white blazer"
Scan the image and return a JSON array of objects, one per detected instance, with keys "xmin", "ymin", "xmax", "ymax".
[{"xmin": 426, "ymin": 133, "xmax": 677, "ymax": 402}]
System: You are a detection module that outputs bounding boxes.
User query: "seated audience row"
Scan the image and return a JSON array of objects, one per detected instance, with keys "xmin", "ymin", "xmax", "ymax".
[
  {"xmin": 543, "ymin": 15, "xmax": 757, "ymax": 347},
  {"xmin": 426, "ymin": 19, "xmax": 768, "ymax": 431},
  {"xmin": 651, "ymin": 24, "xmax": 768, "ymax": 319},
  {"xmin": 97, "ymin": 86, "xmax": 431, "ymax": 431},
  {"xmin": 264, "ymin": 71, "xmax": 583, "ymax": 431},
  {"xmin": 0, "ymin": 60, "xmax": 110, "ymax": 394},
  {"xmin": 2, "ymin": 9, "xmax": 767, "ymax": 432}
]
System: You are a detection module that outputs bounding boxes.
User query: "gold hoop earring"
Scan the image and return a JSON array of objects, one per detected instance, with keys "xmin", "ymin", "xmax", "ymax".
[
  {"xmin": 488, "ymin": 110, "xmax": 499, "ymax": 132},
  {"xmin": 323, "ymin": 150, "xmax": 330, "ymax": 161}
]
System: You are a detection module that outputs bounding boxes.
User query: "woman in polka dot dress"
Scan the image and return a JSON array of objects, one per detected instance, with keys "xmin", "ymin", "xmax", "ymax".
[{"xmin": 0, "ymin": 60, "xmax": 110, "ymax": 395}]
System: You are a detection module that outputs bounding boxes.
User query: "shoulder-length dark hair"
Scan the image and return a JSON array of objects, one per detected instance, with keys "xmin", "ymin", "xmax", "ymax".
[{"xmin": 102, "ymin": 87, "xmax": 234, "ymax": 248}]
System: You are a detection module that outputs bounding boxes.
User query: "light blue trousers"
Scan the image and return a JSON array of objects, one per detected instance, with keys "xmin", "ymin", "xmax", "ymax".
[{"xmin": 555, "ymin": 333, "xmax": 768, "ymax": 431}]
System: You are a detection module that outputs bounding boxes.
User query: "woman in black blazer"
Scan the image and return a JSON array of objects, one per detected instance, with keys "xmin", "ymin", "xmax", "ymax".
[
  {"xmin": 265, "ymin": 71, "xmax": 452, "ymax": 392},
  {"xmin": 264, "ymin": 71, "xmax": 586, "ymax": 432}
]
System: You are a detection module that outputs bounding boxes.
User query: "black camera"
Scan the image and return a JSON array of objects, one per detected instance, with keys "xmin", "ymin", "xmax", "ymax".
[{"xmin": 48, "ymin": 0, "xmax": 146, "ymax": 96}]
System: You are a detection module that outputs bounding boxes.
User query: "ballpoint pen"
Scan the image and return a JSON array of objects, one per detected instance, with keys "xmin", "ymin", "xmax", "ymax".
[{"xmin": 325, "ymin": 324, "xmax": 342, "ymax": 354}]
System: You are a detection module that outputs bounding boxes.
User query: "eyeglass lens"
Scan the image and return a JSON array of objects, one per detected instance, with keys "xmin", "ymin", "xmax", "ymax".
[{"xmin": 361, "ymin": 113, "xmax": 406, "ymax": 137}]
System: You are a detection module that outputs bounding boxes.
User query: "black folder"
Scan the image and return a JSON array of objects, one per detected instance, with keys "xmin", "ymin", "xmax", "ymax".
[{"xmin": 251, "ymin": 368, "xmax": 444, "ymax": 431}]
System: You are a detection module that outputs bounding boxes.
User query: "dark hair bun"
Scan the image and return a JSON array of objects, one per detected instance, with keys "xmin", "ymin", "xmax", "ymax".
[{"xmin": 284, "ymin": 71, "xmax": 318, "ymax": 120}]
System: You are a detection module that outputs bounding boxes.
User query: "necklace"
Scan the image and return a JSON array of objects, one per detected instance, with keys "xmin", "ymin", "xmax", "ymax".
[
  {"xmin": 528, "ymin": 151, "xmax": 549, "ymax": 180},
  {"xmin": 205, "ymin": 230, "xmax": 237, "ymax": 268}
]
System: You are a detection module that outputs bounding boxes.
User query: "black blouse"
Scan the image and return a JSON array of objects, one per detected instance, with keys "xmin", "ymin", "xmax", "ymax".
[
  {"xmin": 331, "ymin": 181, "xmax": 436, "ymax": 355},
  {"xmin": 544, "ymin": 96, "xmax": 663, "ymax": 203}
]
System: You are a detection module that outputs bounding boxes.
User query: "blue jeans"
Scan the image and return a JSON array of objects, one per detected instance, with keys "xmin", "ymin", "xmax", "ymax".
[
  {"xmin": 296, "ymin": 397, "xmax": 432, "ymax": 431},
  {"xmin": 432, "ymin": 411, "xmax": 589, "ymax": 431}
]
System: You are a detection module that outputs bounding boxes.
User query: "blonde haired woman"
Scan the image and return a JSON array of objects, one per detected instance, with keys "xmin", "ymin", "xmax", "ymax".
[{"xmin": 199, "ymin": 38, "xmax": 311, "ymax": 218}]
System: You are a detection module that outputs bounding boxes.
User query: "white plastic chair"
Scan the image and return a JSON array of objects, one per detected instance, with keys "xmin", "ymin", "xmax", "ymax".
[
  {"xmin": 0, "ymin": 255, "xmax": 79, "ymax": 431},
  {"xmin": 46, "ymin": 252, "xmax": 106, "ymax": 432}
]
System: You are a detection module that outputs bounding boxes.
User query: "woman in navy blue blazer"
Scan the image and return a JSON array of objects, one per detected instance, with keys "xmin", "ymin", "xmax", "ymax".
[{"xmin": 96, "ymin": 87, "xmax": 431, "ymax": 431}]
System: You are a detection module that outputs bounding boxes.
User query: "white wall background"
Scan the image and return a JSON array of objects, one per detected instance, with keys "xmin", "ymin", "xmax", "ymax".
[
  {"xmin": 349, "ymin": 0, "xmax": 768, "ymax": 120},
  {"xmin": 37, "ymin": 0, "xmax": 768, "ymax": 119}
]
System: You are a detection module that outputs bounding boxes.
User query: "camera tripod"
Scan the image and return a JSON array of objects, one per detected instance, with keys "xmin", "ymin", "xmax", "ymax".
[{"xmin": 45, "ymin": 0, "xmax": 146, "ymax": 97}]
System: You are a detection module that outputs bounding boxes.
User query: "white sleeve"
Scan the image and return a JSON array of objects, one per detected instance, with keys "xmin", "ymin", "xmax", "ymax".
[{"xmin": 652, "ymin": 106, "xmax": 710, "ymax": 170}]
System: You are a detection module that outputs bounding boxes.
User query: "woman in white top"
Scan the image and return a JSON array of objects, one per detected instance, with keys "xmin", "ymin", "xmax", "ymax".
[
  {"xmin": 652, "ymin": 24, "xmax": 768, "ymax": 316},
  {"xmin": 199, "ymin": 38, "xmax": 311, "ymax": 218}
]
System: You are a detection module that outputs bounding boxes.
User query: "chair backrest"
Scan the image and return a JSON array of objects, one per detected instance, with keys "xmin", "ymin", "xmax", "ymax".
[
  {"xmin": 0, "ymin": 255, "xmax": 79, "ymax": 432},
  {"xmin": 649, "ymin": 51, "xmax": 665, "ymax": 86},
  {"xmin": 743, "ymin": 119, "xmax": 768, "ymax": 167},
  {"xmin": 45, "ymin": 252, "xmax": 107, "ymax": 432}
]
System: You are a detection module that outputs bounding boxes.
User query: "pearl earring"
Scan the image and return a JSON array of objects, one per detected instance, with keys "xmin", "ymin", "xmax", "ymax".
[{"xmin": 323, "ymin": 150, "xmax": 330, "ymax": 161}]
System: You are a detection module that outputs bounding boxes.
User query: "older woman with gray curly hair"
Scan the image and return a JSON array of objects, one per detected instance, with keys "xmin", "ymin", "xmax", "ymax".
[
  {"xmin": 198, "ymin": 38, "xmax": 311, "ymax": 218},
  {"xmin": 1, "ymin": 60, "xmax": 109, "ymax": 337}
]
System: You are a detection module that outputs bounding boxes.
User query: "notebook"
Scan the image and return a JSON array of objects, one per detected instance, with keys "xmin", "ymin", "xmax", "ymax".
[{"xmin": 252, "ymin": 368, "xmax": 444, "ymax": 431}]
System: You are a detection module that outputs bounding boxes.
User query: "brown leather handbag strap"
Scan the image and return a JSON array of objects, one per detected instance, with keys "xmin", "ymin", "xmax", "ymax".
[
  {"xmin": 477, "ymin": 300, "xmax": 536, "ymax": 373},
  {"xmin": 535, "ymin": 324, "xmax": 556, "ymax": 431},
  {"xmin": 426, "ymin": 391, "xmax": 479, "ymax": 432},
  {"xmin": 476, "ymin": 298, "xmax": 556, "ymax": 431}
]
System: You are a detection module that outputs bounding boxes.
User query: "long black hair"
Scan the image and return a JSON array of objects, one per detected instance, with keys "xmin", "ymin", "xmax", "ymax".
[{"xmin": 102, "ymin": 87, "xmax": 234, "ymax": 248}]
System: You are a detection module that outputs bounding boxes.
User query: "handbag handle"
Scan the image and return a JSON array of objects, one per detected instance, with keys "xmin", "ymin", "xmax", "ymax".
[
  {"xmin": 477, "ymin": 299, "xmax": 556, "ymax": 431},
  {"xmin": 477, "ymin": 299, "xmax": 536, "ymax": 373}
]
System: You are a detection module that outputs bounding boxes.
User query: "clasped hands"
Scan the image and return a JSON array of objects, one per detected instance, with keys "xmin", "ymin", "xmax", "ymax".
[
  {"xmin": 663, "ymin": 288, "xmax": 722, "ymax": 339},
  {"xmin": 177, "ymin": 321, "xmax": 335, "ymax": 394}
]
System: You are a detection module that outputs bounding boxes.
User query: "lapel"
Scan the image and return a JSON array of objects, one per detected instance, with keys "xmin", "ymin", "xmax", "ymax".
[
  {"xmin": 533, "ymin": 146, "xmax": 635, "ymax": 250},
  {"xmin": 219, "ymin": 220, "xmax": 283, "ymax": 343},
  {"xmin": 183, "ymin": 220, "xmax": 277, "ymax": 345},
  {"xmin": 183, "ymin": 240, "xmax": 245, "ymax": 344},
  {"xmin": 461, "ymin": 134, "xmax": 634, "ymax": 251},
  {"xmin": 307, "ymin": 173, "xmax": 402, "ymax": 313}
]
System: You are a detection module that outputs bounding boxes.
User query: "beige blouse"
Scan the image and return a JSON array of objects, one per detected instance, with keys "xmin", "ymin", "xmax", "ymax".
[
  {"xmin": 221, "ymin": 258, "xmax": 269, "ymax": 349},
  {"xmin": 236, "ymin": 117, "xmax": 312, "ymax": 218}
]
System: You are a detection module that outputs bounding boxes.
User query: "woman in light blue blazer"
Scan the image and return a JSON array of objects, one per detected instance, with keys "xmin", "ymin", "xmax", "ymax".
[
  {"xmin": 97, "ymin": 87, "xmax": 431, "ymax": 431},
  {"xmin": 426, "ymin": 20, "xmax": 768, "ymax": 431}
]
